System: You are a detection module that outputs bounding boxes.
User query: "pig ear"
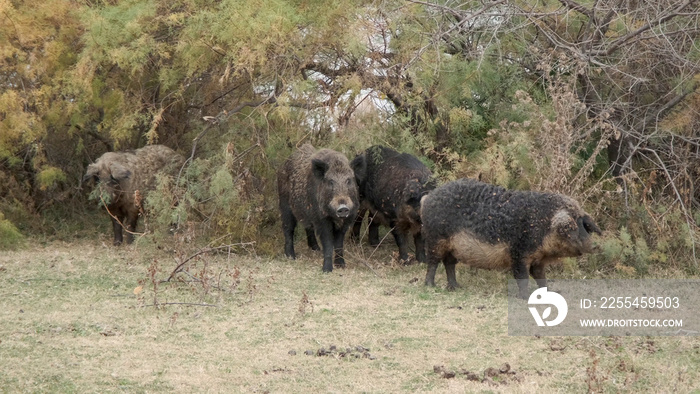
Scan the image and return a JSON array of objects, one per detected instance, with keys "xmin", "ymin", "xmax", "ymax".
[
  {"xmin": 405, "ymin": 183, "xmax": 423, "ymax": 208},
  {"xmin": 582, "ymin": 215, "xmax": 602, "ymax": 235},
  {"xmin": 552, "ymin": 210, "xmax": 577, "ymax": 237},
  {"xmin": 109, "ymin": 162, "xmax": 132, "ymax": 181},
  {"xmin": 83, "ymin": 164, "xmax": 99, "ymax": 183},
  {"xmin": 350, "ymin": 154, "xmax": 366, "ymax": 184},
  {"xmin": 419, "ymin": 194, "xmax": 429, "ymax": 217},
  {"xmin": 311, "ymin": 159, "xmax": 328, "ymax": 179}
]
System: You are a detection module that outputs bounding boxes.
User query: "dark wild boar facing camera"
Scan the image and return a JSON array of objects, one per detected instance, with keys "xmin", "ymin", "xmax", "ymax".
[
  {"xmin": 277, "ymin": 144, "xmax": 362, "ymax": 272},
  {"xmin": 350, "ymin": 145, "xmax": 435, "ymax": 264},
  {"xmin": 83, "ymin": 145, "xmax": 184, "ymax": 246},
  {"xmin": 421, "ymin": 179, "xmax": 601, "ymax": 299}
]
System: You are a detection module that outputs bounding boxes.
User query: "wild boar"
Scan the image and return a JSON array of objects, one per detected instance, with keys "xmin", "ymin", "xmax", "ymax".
[
  {"xmin": 421, "ymin": 178, "xmax": 601, "ymax": 298},
  {"xmin": 84, "ymin": 145, "xmax": 184, "ymax": 245},
  {"xmin": 277, "ymin": 144, "xmax": 362, "ymax": 272},
  {"xmin": 350, "ymin": 145, "xmax": 435, "ymax": 263}
]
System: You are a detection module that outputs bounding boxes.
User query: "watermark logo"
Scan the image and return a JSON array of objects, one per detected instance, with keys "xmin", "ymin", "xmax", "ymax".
[
  {"xmin": 528, "ymin": 287, "xmax": 568, "ymax": 327},
  {"xmin": 509, "ymin": 280, "xmax": 699, "ymax": 336}
]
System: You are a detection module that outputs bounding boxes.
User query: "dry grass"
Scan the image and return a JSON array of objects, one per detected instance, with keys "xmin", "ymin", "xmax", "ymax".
[{"xmin": 1, "ymin": 237, "xmax": 699, "ymax": 393}]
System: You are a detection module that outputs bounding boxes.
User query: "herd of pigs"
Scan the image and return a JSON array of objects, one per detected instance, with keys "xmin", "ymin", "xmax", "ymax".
[{"xmin": 84, "ymin": 144, "xmax": 602, "ymax": 298}]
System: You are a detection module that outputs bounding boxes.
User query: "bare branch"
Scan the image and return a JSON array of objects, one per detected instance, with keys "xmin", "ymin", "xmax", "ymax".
[
  {"xmin": 596, "ymin": 0, "xmax": 698, "ymax": 56},
  {"xmin": 166, "ymin": 242, "xmax": 257, "ymax": 282},
  {"xmin": 187, "ymin": 92, "xmax": 278, "ymax": 163},
  {"xmin": 405, "ymin": 0, "xmax": 458, "ymax": 15},
  {"xmin": 143, "ymin": 302, "xmax": 217, "ymax": 308},
  {"xmin": 557, "ymin": 0, "xmax": 593, "ymax": 18},
  {"xmin": 641, "ymin": 148, "xmax": 698, "ymax": 266}
]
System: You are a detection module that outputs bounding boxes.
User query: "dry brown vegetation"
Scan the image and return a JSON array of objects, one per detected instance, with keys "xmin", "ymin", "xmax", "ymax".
[{"xmin": 2, "ymin": 237, "xmax": 699, "ymax": 392}]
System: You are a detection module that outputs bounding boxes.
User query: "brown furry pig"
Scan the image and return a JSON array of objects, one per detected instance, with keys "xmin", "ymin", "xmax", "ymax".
[
  {"xmin": 350, "ymin": 145, "xmax": 435, "ymax": 263},
  {"xmin": 84, "ymin": 145, "xmax": 184, "ymax": 245},
  {"xmin": 277, "ymin": 144, "xmax": 362, "ymax": 272},
  {"xmin": 421, "ymin": 178, "xmax": 601, "ymax": 298}
]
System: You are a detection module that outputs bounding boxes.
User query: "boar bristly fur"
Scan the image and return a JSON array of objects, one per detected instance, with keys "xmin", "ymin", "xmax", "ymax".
[
  {"xmin": 277, "ymin": 144, "xmax": 362, "ymax": 272},
  {"xmin": 351, "ymin": 145, "xmax": 435, "ymax": 263},
  {"xmin": 84, "ymin": 145, "xmax": 184, "ymax": 245},
  {"xmin": 421, "ymin": 178, "xmax": 601, "ymax": 298}
]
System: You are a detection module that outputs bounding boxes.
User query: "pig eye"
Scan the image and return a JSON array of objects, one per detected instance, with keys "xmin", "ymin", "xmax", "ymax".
[{"xmin": 345, "ymin": 178, "xmax": 353, "ymax": 186}]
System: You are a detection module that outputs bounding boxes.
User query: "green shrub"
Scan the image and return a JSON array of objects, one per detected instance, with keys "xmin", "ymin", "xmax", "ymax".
[{"xmin": 0, "ymin": 212, "xmax": 24, "ymax": 250}]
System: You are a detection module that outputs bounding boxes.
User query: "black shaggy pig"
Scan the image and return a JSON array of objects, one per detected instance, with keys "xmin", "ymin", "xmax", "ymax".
[
  {"xmin": 350, "ymin": 145, "xmax": 435, "ymax": 263},
  {"xmin": 84, "ymin": 145, "xmax": 184, "ymax": 245},
  {"xmin": 277, "ymin": 144, "xmax": 362, "ymax": 272},
  {"xmin": 421, "ymin": 178, "xmax": 601, "ymax": 298}
]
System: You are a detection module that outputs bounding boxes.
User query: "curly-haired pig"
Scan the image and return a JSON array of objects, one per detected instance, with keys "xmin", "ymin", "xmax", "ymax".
[
  {"xmin": 277, "ymin": 144, "xmax": 362, "ymax": 272},
  {"xmin": 421, "ymin": 178, "xmax": 601, "ymax": 298},
  {"xmin": 84, "ymin": 145, "xmax": 184, "ymax": 245},
  {"xmin": 350, "ymin": 145, "xmax": 435, "ymax": 263}
]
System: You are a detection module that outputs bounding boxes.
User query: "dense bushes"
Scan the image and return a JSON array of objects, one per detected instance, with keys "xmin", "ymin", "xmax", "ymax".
[{"xmin": 1, "ymin": 1, "xmax": 697, "ymax": 274}]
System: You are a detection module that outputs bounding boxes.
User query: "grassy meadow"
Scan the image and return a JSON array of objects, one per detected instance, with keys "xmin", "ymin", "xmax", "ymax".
[{"xmin": 1, "ymin": 233, "xmax": 700, "ymax": 393}]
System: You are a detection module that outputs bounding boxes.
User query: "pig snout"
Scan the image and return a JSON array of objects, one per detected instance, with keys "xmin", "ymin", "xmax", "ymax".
[
  {"xmin": 332, "ymin": 197, "xmax": 354, "ymax": 218},
  {"xmin": 336, "ymin": 204, "xmax": 350, "ymax": 218},
  {"xmin": 573, "ymin": 235, "xmax": 598, "ymax": 255}
]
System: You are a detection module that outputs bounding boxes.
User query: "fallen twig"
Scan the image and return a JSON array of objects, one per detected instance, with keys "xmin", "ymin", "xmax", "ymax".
[
  {"xmin": 166, "ymin": 242, "xmax": 256, "ymax": 282},
  {"xmin": 143, "ymin": 302, "xmax": 217, "ymax": 308}
]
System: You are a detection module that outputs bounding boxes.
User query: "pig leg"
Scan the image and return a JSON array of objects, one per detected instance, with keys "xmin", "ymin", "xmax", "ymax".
[
  {"xmin": 280, "ymin": 203, "xmax": 297, "ymax": 259},
  {"xmin": 511, "ymin": 253, "xmax": 530, "ymax": 299},
  {"xmin": 111, "ymin": 214, "xmax": 125, "ymax": 246},
  {"xmin": 444, "ymin": 254, "xmax": 461, "ymax": 290},
  {"xmin": 391, "ymin": 223, "xmax": 411, "ymax": 264},
  {"xmin": 414, "ymin": 232, "xmax": 426, "ymax": 263},
  {"xmin": 306, "ymin": 228, "xmax": 320, "ymax": 251},
  {"xmin": 124, "ymin": 212, "xmax": 138, "ymax": 244},
  {"xmin": 529, "ymin": 263, "xmax": 547, "ymax": 288},
  {"xmin": 424, "ymin": 242, "xmax": 440, "ymax": 287},
  {"xmin": 367, "ymin": 216, "xmax": 380, "ymax": 247},
  {"xmin": 350, "ymin": 208, "xmax": 366, "ymax": 243},
  {"xmin": 317, "ymin": 222, "xmax": 335, "ymax": 272},
  {"xmin": 332, "ymin": 226, "xmax": 347, "ymax": 269}
]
